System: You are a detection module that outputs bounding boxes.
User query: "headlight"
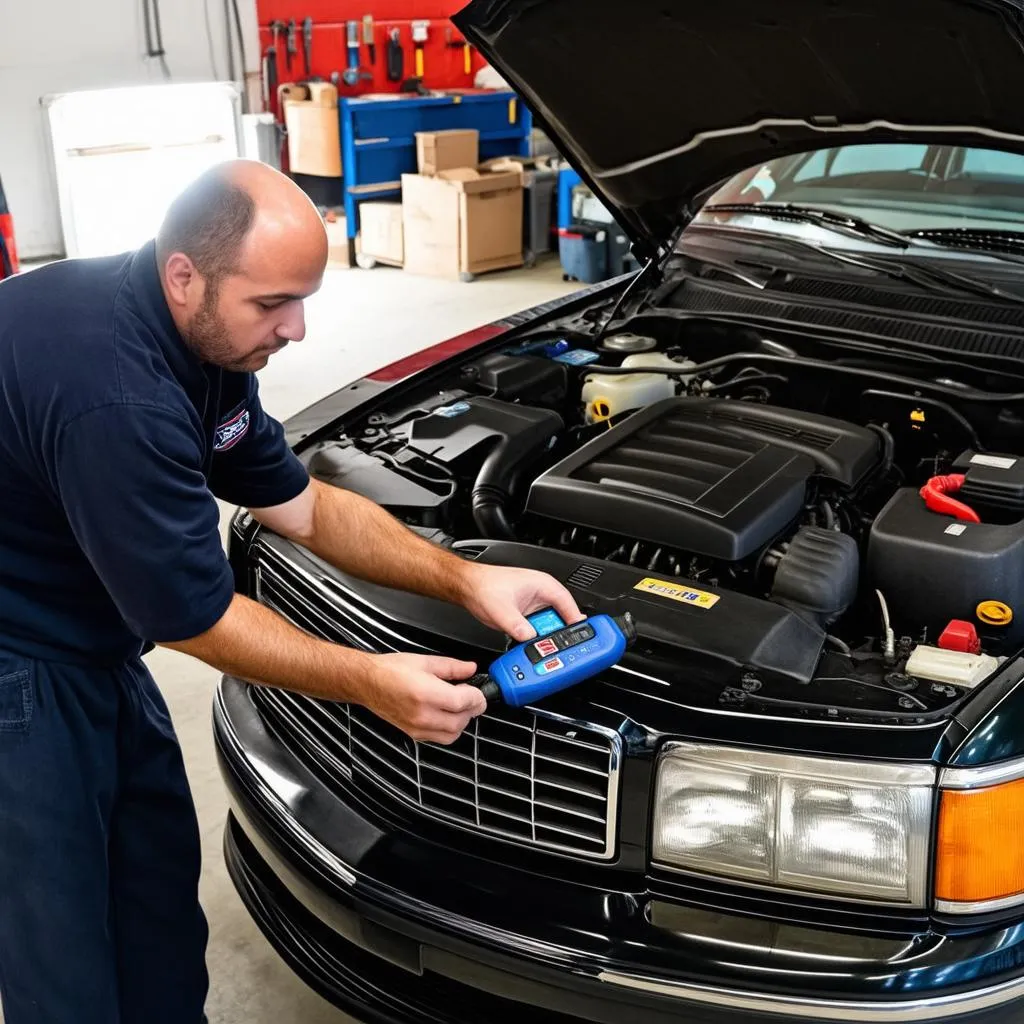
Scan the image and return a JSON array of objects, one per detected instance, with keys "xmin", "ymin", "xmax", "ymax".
[{"xmin": 653, "ymin": 743, "xmax": 935, "ymax": 906}]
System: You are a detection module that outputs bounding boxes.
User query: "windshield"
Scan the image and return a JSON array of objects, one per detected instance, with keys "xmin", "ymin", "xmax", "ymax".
[{"xmin": 694, "ymin": 144, "xmax": 1024, "ymax": 251}]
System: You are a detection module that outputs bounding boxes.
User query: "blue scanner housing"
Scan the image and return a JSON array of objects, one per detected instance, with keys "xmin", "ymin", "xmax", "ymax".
[{"xmin": 476, "ymin": 611, "xmax": 637, "ymax": 707}]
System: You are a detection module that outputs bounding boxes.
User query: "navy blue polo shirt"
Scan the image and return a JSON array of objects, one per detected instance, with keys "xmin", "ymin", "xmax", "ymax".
[{"xmin": 0, "ymin": 241, "xmax": 310, "ymax": 666}]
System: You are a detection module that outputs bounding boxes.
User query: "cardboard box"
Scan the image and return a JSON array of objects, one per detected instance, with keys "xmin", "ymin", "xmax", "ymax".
[
  {"xmin": 415, "ymin": 129, "xmax": 479, "ymax": 176},
  {"xmin": 359, "ymin": 202, "xmax": 404, "ymax": 266},
  {"xmin": 401, "ymin": 167, "xmax": 524, "ymax": 280},
  {"xmin": 323, "ymin": 212, "xmax": 352, "ymax": 268},
  {"xmin": 283, "ymin": 84, "xmax": 341, "ymax": 177},
  {"xmin": 305, "ymin": 82, "xmax": 338, "ymax": 107},
  {"xmin": 278, "ymin": 83, "xmax": 308, "ymax": 107}
]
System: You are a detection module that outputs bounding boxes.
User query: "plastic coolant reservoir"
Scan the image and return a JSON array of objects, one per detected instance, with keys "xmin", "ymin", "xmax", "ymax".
[
  {"xmin": 905, "ymin": 645, "xmax": 1004, "ymax": 689},
  {"xmin": 581, "ymin": 353, "xmax": 696, "ymax": 423}
]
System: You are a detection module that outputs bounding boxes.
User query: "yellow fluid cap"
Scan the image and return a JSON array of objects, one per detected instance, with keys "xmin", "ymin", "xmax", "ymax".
[
  {"xmin": 978, "ymin": 600, "xmax": 1014, "ymax": 626},
  {"xmin": 589, "ymin": 396, "xmax": 612, "ymax": 422}
]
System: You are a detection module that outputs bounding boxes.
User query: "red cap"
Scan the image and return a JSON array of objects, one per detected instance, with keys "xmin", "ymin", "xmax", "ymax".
[{"xmin": 939, "ymin": 620, "xmax": 981, "ymax": 654}]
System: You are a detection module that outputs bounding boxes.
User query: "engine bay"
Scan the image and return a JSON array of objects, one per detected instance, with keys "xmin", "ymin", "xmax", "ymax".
[{"xmin": 304, "ymin": 311, "xmax": 1024, "ymax": 717}]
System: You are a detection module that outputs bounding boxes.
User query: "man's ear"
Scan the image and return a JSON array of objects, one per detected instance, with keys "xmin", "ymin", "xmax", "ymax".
[{"xmin": 162, "ymin": 252, "xmax": 197, "ymax": 308}]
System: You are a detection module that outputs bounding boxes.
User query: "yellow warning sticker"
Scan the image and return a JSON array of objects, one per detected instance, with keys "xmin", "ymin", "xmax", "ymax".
[{"xmin": 633, "ymin": 578, "xmax": 720, "ymax": 609}]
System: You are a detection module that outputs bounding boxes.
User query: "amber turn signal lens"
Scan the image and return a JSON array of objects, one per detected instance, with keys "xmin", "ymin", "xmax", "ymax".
[{"xmin": 936, "ymin": 779, "xmax": 1024, "ymax": 904}]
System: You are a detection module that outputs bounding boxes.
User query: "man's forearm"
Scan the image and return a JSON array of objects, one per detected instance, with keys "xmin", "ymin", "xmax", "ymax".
[
  {"xmin": 159, "ymin": 591, "xmax": 376, "ymax": 702},
  {"xmin": 300, "ymin": 479, "xmax": 471, "ymax": 604}
]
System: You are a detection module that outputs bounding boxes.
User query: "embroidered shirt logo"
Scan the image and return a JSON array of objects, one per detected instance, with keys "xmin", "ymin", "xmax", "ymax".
[{"xmin": 214, "ymin": 407, "xmax": 250, "ymax": 451}]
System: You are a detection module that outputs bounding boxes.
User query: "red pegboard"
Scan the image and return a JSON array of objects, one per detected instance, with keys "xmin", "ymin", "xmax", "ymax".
[{"xmin": 257, "ymin": 2, "xmax": 485, "ymax": 116}]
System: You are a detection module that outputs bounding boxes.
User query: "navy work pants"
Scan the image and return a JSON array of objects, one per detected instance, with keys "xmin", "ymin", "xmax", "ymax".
[{"xmin": 0, "ymin": 649, "xmax": 208, "ymax": 1022}]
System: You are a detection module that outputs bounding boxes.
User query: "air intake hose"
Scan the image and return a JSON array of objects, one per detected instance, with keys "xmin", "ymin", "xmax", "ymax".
[
  {"xmin": 406, "ymin": 396, "xmax": 563, "ymax": 542},
  {"xmin": 472, "ymin": 483, "xmax": 517, "ymax": 540},
  {"xmin": 469, "ymin": 406, "xmax": 563, "ymax": 540}
]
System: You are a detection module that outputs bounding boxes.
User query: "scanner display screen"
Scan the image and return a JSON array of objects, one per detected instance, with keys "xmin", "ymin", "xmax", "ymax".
[
  {"xmin": 525, "ymin": 624, "xmax": 595, "ymax": 664},
  {"xmin": 527, "ymin": 608, "xmax": 566, "ymax": 637}
]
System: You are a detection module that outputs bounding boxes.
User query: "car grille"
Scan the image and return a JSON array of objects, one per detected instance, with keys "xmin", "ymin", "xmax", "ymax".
[{"xmin": 250, "ymin": 541, "xmax": 620, "ymax": 860}]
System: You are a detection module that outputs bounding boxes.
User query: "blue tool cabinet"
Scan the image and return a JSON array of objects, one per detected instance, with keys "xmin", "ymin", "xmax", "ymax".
[{"xmin": 339, "ymin": 90, "xmax": 533, "ymax": 258}]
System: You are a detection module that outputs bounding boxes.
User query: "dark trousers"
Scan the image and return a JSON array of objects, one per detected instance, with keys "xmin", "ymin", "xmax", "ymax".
[{"xmin": 0, "ymin": 649, "xmax": 208, "ymax": 1023}]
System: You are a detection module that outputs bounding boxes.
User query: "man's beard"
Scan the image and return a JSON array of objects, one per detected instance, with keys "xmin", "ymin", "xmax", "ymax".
[{"xmin": 182, "ymin": 285, "xmax": 250, "ymax": 372}]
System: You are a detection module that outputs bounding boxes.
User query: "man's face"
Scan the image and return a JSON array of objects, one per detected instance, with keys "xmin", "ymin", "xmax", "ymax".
[{"xmin": 178, "ymin": 245, "xmax": 324, "ymax": 373}]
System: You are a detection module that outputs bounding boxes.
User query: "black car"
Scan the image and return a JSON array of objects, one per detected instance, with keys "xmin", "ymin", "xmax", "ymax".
[{"xmin": 215, "ymin": 1, "xmax": 1024, "ymax": 1020}]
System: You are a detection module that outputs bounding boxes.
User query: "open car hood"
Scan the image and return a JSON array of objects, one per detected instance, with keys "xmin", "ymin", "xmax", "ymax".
[{"xmin": 453, "ymin": 0, "xmax": 1024, "ymax": 257}]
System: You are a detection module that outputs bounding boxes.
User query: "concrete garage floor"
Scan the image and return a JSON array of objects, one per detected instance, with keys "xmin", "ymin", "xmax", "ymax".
[{"xmin": 152, "ymin": 259, "xmax": 580, "ymax": 1023}]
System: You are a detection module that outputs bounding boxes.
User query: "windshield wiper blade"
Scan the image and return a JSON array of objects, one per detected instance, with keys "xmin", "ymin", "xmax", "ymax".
[
  {"xmin": 677, "ymin": 248, "xmax": 772, "ymax": 290},
  {"xmin": 702, "ymin": 202, "xmax": 910, "ymax": 248},
  {"xmin": 692, "ymin": 224, "xmax": 1024, "ymax": 305},
  {"xmin": 821, "ymin": 246, "xmax": 1024, "ymax": 304},
  {"xmin": 904, "ymin": 227, "xmax": 1024, "ymax": 265}
]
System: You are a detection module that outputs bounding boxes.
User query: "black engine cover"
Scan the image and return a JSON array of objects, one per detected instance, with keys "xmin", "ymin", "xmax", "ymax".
[{"xmin": 526, "ymin": 398, "xmax": 880, "ymax": 561}]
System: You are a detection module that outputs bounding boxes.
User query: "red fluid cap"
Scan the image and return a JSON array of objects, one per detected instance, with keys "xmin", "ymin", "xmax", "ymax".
[
  {"xmin": 920, "ymin": 474, "xmax": 981, "ymax": 523},
  {"xmin": 939, "ymin": 620, "xmax": 982, "ymax": 654}
]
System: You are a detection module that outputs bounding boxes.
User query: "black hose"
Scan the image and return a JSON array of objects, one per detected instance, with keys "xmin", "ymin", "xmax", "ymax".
[
  {"xmin": 143, "ymin": 0, "xmax": 156, "ymax": 54},
  {"xmin": 580, "ymin": 351, "xmax": 1024, "ymax": 405},
  {"xmin": 867, "ymin": 423, "xmax": 896, "ymax": 479},
  {"xmin": 142, "ymin": 0, "xmax": 171, "ymax": 78},
  {"xmin": 230, "ymin": 0, "xmax": 248, "ymax": 79},
  {"xmin": 472, "ymin": 486, "xmax": 516, "ymax": 541},
  {"xmin": 469, "ymin": 413, "xmax": 563, "ymax": 540},
  {"xmin": 704, "ymin": 371, "xmax": 789, "ymax": 394},
  {"xmin": 230, "ymin": 0, "xmax": 249, "ymax": 112},
  {"xmin": 223, "ymin": 0, "xmax": 236, "ymax": 82}
]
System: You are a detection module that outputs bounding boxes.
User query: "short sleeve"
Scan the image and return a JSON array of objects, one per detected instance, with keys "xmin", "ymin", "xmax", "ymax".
[
  {"xmin": 208, "ymin": 376, "xmax": 309, "ymax": 510},
  {"xmin": 53, "ymin": 402, "xmax": 236, "ymax": 643}
]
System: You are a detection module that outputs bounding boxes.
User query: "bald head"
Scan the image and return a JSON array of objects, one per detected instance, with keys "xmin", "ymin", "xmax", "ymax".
[
  {"xmin": 156, "ymin": 159, "xmax": 327, "ymax": 290},
  {"xmin": 156, "ymin": 160, "xmax": 328, "ymax": 373}
]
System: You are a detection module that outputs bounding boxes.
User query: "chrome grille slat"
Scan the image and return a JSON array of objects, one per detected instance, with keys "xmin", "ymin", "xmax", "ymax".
[
  {"xmin": 534, "ymin": 800, "xmax": 606, "ymax": 825},
  {"xmin": 535, "ymin": 753, "xmax": 608, "ymax": 777},
  {"xmin": 477, "ymin": 734, "xmax": 540, "ymax": 756},
  {"xmin": 250, "ymin": 542, "xmax": 621, "ymax": 860},
  {"xmin": 535, "ymin": 729, "xmax": 609, "ymax": 754}
]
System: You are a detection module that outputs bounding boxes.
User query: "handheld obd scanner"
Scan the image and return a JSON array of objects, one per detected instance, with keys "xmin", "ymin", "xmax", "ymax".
[{"xmin": 473, "ymin": 609, "xmax": 637, "ymax": 707}]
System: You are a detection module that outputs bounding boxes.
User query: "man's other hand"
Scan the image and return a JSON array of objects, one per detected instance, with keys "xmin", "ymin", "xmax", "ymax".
[
  {"xmin": 366, "ymin": 653, "xmax": 487, "ymax": 745},
  {"xmin": 459, "ymin": 564, "xmax": 584, "ymax": 643}
]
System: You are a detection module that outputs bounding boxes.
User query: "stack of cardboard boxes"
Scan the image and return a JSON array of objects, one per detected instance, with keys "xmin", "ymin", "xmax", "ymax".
[
  {"xmin": 359, "ymin": 128, "xmax": 526, "ymax": 280},
  {"xmin": 282, "ymin": 83, "xmax": 342, "ymax": 178}
]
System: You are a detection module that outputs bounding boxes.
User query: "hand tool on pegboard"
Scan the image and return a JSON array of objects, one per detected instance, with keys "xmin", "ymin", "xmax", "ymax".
[
  {"xmin": 411, "ymin": 20, "xmax": 429, "ymax": 80},
  {"xmin": 445, "ymin": 26, "xmax": 472, "ymax": 76},
  {"xmin": 262, "ymin": 44, "xmax": 278, "ymax": 110},
  {"xmin": 363, "ymin": 15, "xmax": 376, "ymax": 65},
  {"xmin": 269, "ymin": 19, "xmax": 284, "ymax": 52},
  {"xmin": 342, "ymin": 20, "xmax": 372, "ymax": 86},
  {"xmin": 286, "ymin": 19, "xmax": 297, "ymax": 72},
  {"xmin": 386, "ymin": 27, "xmax": 404, "ymax": 82},
  {"xmin": 302, "ymin": 17, "xmax": 313, "ymax": 79}
]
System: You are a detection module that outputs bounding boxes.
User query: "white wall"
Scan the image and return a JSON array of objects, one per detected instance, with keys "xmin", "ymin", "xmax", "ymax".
[{"xmin": 0, "ymin": 0, "xmax": 261, "ymax": 259}]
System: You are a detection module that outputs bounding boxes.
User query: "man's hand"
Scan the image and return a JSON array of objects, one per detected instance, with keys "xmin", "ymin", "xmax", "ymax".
[
  {"xmin": 366, "ymin": 653, "xmax": 487, "ymax": 744},
  {"xmin": 162, "ymin": 594, "xmax": 488, "ymax": 745},
  {"xmin": 458, "ymin": 563, "xmax": 584, "ymax": 642}
]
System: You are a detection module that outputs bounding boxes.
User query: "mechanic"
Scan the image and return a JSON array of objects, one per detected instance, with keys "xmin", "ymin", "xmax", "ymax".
[{"xmin": 0, "ymin": 159, "xmax": 583, "ymax": 1024}]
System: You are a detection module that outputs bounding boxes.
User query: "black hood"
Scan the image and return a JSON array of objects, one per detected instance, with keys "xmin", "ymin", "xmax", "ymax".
[{"xmin": 453, "ymin": 0, "xmax": 1024, "ymax": 256}]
